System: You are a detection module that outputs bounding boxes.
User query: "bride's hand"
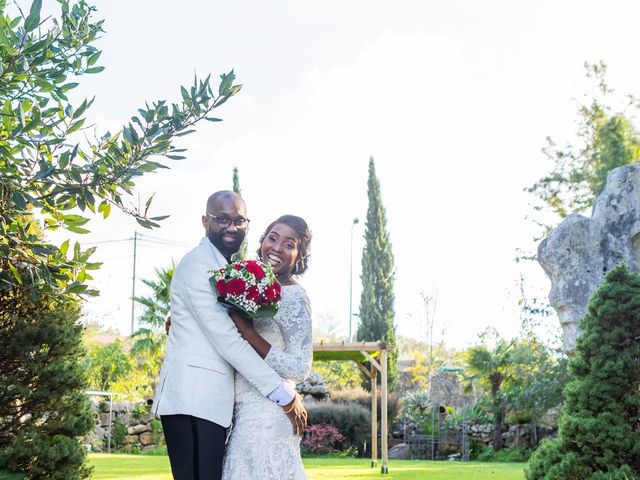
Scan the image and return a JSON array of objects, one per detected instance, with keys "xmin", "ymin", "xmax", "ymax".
[
  {"xmin": 228, "ymin": 308, "xmax": 254, "ymax": 333},
  {"xmin": 282, "ymin": 394, "xmax": 307, "ymax": 436}
]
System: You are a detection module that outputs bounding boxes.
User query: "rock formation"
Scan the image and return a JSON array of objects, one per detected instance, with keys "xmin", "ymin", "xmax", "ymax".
[{"xmin": 538, "ymin": 164, "xmax": 640, "ymax": 352}]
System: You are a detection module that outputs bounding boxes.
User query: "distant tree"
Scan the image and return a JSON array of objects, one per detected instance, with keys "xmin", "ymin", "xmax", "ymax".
[
  {"xmin": 311, "ymin": 361, "xmax": 362, "ymax": 391},
  {"xmin": 526, "ymin": 265, "xmax": 640, "ymax": 480},
  {"xmin": 232, "ymin": 166, "xmax": 248, "ymax": 260},
  {"xmin": 357, "ymin": 157, "xmax": 397, "ymax": 390},
  {"xmin": 504, "ymin": 334, "xmax": 568, "ymax": 425},
  {"xmin": 528, "ymin": 62, "xmax": 640, "ymax": 234},
  {"xmin": 83, "ymin": 340, "xmax": 132, "ymax": 392}
]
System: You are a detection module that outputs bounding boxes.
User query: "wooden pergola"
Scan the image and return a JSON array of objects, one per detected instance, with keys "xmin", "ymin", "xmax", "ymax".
[{"xmin": 312, "ymin": 341, "xmax": 393, "ymax": 474}]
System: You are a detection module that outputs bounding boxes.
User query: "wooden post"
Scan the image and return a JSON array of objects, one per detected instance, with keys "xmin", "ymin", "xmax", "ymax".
[
  {"xmin": 370, "ymin": 364, "xmax": 378, "ymax": 468},
  {"xmin": 381, "ymin": 348, "xmax": 389, "ymax": 474}
]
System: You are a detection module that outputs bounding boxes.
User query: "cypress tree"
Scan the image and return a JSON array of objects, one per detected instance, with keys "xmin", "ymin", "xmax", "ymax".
[
  {"xmin": 232, "ymin": 166, "xmax": 248, "ymax": 260},
  {"xmin": 526, "ymin": 264, "xmax": 640, "ymax": 480},
  {"xmin": 357, "ymin": 157, "xmax": 397, "ymax": 390}
]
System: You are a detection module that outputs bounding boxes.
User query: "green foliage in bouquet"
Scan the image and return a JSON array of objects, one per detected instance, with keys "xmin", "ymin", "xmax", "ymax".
[{"xmin": 525, "ymin": 265, "xmax": 640, "ymax": 480}]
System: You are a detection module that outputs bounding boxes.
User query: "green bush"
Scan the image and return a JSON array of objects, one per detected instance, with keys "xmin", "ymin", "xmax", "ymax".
[
  {"xmin": 307, "ymin": 402, "xmax": 371, "ymax": 447},
  {"xmin": 0, "ymin": 294, "xmax": 94, "ymax": 480},
  {"xmin": 111, "ymin": 423, "xmax": 127, "ymax": 450},
  {"xmin": 141, "ymin": 446, "xmax": 168, "ymax": 456},
  {"xmin": 477, "ymin": 446, "xmax": 532, "ymax": 463},
  {"xmin": 506, "ymin": 410, "xmax": 534, "ymax": 426},
  {"xmin": 150, "ymin": 418, "xmax": 164, "ymax": 445},
  {"xmin": 331, "ymin": 387, "xmax": 402, "ymax": 423},
  {"xmin": 526, "ymin": 265, "xmax": 640, "ymax": 479}
]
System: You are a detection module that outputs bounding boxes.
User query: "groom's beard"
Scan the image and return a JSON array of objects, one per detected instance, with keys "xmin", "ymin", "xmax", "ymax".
[{"xmin": 207, "ymin": 225, "xmax": 245, "ymax": 260}]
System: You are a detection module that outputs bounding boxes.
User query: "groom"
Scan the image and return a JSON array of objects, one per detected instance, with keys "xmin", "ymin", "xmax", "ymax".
[{"xmin": 153, "ymin": 190, "xmax": 307, "ymax": 480}]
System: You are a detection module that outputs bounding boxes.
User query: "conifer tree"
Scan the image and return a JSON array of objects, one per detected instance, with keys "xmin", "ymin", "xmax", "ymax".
[
  {"xmin": 232, "ymin": 166, "xmax": 248, "ymax": 260},
  {"xmin": 0, "ymin": 293, "xmax": 93, "ymax": 479},
  {"xmin": 526, "ymin": 264, "xmax": 640, "ymax": 480},
  {"xmin": 357, "ymin": 157, "xmax": 397, "ymax": 390}
]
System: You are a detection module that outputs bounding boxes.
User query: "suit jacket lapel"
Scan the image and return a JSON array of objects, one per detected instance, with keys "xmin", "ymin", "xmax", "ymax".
[{"xmin": 200, "ymin": 237, "xmax": 229, "ymax": 268}]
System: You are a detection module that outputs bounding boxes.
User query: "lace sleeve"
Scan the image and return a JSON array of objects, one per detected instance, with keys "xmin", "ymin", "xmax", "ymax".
[{"xmin": 264, "ymin": 286, "xmax": 313, "ymax": 383}]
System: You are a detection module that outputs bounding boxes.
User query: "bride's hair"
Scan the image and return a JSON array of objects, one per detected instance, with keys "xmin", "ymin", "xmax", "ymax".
[{"xmin": 257, "ymin": 215, "xmax": 312, "ymax": 275}]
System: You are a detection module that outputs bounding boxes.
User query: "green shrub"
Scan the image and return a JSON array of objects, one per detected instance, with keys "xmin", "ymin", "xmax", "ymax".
[
  {"xmin": 0, "ymin": 294, "xmax": 94, "ymax": 480},
  {"xmin": 142, "ymin": 446, "xmax": 168, "ymax": 456},
  {"xmin": 331, "ymin": 387, "xmax": 402, "ymax": 423},
  {"xmin": 150, "ymin": 418, "xmax": 164, "ymax": 445},
  {"xmin": 468, "ymin": 441, "xmax": 486, "ymax": 460},
  {"xmin": 526, "ymin": 265, "xmax": 640, "ymax": 479},
  {"xmin": 477, "ymin": 446, "xmax": 532, "ymax": 463},
  {"xmin": 111, "ymin": 423, "xmax": 127, "ymax": 450},
  {"xmin": 307, "ymin": 402, "xmax": 370, "ymax": 447},
  {"xmin": 402, "ymin": 391, "xmax": 444, "ymax": 435},
  {"xmin": 506, "ymin": 410, "xmax": 534, "ymax": 426}
]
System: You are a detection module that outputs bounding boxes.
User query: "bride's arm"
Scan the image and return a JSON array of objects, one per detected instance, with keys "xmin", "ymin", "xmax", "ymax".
[
  {"xmin": 228, "ymin": 309, "xmax": 271, "ymax": 358},
  {"xmin": 229, "ymin": 289, "xmax": 313, "ymax": 383}
]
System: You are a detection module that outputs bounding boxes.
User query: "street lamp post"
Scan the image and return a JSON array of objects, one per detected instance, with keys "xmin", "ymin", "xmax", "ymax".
[{"xmin": 349, "ymin": 217, "xmax": 359, "ymax": 342}]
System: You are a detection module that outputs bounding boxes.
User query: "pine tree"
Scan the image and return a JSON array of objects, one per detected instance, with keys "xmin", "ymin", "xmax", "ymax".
[
  {"xmin": 0, "ymin": 292, "xmax": 94, "ymax": 479},
  {"xmin": 232, "ymin": 166, "xmax": 248, "ymax": 260},
  {"xmin": 357, "ymin": 157, "xmax": 397, "ymax": 390},
  {"xmin": 525, "ymin": 264, "xmax": 640, "ymax": 480}
]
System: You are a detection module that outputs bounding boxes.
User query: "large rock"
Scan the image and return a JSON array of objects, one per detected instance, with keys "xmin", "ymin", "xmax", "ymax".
[
  {"xmin": 137, "ymin": 413, "xmax": 155, "ymax": 424},
  {"xmin": 99, "ymin": 413, "xmax": 112, "ymax": 427},
  {"xmin": 128, "ymin": 424, "xmax": 151, "ymax": 435},
  {"xmin": 538, "ymin": 164, "xmax": 640, "ymax": 352},
  {"xmin": 296, "ymin": 370, "xmax": 330, "ymax": 400},
  {"xmin": 139, "ymin": 432, "xmax": 155, "ymax": 446},
  {"xmin": 388, "ymin": 443, "xmax": 412, "ymax": 460}
]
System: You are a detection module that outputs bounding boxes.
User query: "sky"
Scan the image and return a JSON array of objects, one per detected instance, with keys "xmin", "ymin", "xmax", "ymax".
[{"xmin": 45, "ymin": 0, "xmax": 640, "ymax": 348}]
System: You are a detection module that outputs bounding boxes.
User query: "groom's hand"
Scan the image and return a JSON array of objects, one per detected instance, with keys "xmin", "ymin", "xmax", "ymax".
[{"xmin": 282, "ymin": 394, "xmax": 307, "ymax": 436}]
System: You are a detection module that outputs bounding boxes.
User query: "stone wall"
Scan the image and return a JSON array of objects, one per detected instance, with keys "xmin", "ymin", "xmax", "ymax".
[
  {"xmin": 84, "ymin": 399, "xmax": 164, "ymax": 453},
  {"xmin": 399, "ymin": 423, "xmax": 556, "ymax": 460}
]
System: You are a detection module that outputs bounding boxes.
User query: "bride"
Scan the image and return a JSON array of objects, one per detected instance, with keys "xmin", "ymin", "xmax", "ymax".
[{"xmin": 222, "ymin": 214, "xmax": 313, "ymax": 480}]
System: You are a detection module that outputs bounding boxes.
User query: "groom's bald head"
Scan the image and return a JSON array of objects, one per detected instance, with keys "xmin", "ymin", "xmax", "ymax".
[{"xmin": 206, "ymin": 190, "xmax": 244, "ymax": 212}]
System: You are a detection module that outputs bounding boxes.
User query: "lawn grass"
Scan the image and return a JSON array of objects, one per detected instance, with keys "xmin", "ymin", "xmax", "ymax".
[{"xmin": 86, "ymin": 454, "xmax": 526, "ymax": 479}]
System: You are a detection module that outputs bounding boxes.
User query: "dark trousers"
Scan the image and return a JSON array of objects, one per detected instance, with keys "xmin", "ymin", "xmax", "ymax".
[{"xmin": 161, "ymin": 414, "xmax": 227, "ymax": 480}]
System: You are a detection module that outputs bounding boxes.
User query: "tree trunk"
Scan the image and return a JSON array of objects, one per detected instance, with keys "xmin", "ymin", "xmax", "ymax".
[
  {"xmin": 492, "ymin": 407, "xmax": 504, "ymax": 451},
  {"xmin": 490, "ymin": 373, "xmax": 504, "ymax": 451}
]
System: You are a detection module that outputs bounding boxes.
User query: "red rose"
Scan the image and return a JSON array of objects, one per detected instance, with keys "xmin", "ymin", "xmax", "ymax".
[
  {"xmin": 244, "ymin": 260, "xmax": 266, "ymax": 280},
  {"xmin": 246, "ymin": 285, "xmax": 259, "ymax": 302},
  {"xmin": 272, "ymin": 284, "xmax": 281, "ymax": 302},
  {"xmin": 226, "ymin": 278, "xmax": 246, "ymax": 296},
  {"xmin": 216, "ymin": 279, "xmax": 226, "ymax": 296},
  {"xmin": 234, "ymin": 263, "xmax": 242, "ymax": 270},
  {"xmin": 264, "ymin": 284, "xmax": 277, "ymax": 302}
]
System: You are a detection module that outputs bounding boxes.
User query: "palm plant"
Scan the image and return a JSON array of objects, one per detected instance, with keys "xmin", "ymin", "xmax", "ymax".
[
  {"xmin": 131, "ymin": 263, "xmax": 174, "ymax": 360},
  {"xmin": 464, "ymin": 330, "xmax": 515, "ymax": 451}
]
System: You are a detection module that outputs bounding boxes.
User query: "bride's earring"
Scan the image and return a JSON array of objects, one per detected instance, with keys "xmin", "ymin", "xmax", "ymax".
[{"xmin": 294, "ymin": 260, "xmax": 301, "ymax": 274}]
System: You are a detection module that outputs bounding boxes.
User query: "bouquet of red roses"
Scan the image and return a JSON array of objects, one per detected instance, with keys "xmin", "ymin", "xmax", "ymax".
[{"xmin": 209, "ymin": 259, "xmax": 282, "ymax": 319}]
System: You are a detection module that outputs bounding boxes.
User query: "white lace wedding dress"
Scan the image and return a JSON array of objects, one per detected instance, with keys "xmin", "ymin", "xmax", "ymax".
[{"xmin": 222, "ymin": 284, "xmax": 313, "ymax": 480}]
